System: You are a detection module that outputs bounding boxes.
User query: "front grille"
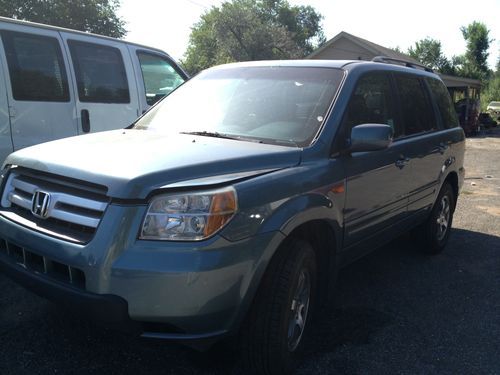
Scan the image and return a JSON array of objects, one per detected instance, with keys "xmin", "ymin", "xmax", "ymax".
[
  {"xmin": 0, "ymin": 168, "xmax": 109, "ymax": 243},
  {"xmin": 0, "ymin": 238, "xmax": 86, "ymax": 289}
]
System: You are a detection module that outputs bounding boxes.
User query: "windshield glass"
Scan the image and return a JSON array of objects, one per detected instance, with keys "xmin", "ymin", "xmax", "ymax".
[{"xmin": 134, "ymin": 66, "xmax": 344, "ymax": 147}]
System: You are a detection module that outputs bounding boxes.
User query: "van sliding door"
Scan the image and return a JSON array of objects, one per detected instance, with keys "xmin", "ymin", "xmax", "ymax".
[{"xmin": 60, "ymin": 33, "xmax": 140, "ymax": 134}]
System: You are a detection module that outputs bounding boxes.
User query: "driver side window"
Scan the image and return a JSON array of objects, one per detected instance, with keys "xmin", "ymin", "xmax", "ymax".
[{"xmin": 343, "ymin": 73, "xmax": 401, "ymax": 138}]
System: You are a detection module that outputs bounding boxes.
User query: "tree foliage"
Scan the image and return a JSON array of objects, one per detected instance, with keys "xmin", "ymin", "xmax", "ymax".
[
  {"xmin": 482, "ymin": 62, "xmax": 500, "ymax": 110},
  {"xmin": 457, "ymin": 21, "xmax": 491, "ymax": 81},
  {"xmin": 182, "ymin": 0, "xmax": 325, "ymax": 74},
  {"xmin": 407, "ymin": 38, "xmax": 455, "ymax": 74},
  {"xmin": 482, "ymin": 75, "xmax": 500, "ymax": 110},
  {"xmin": 0, "ymin": 0, "xmax": 126, "ymax": 38}
]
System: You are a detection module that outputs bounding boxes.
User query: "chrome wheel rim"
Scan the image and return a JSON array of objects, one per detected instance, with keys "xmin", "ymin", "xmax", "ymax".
[
  {"xmin": 287, "ymin": 269, "xmax": 311, "ymax": 352},
  {"xmin": 436, "ymin": 195, "xmax": 451, "ymax": 241}
]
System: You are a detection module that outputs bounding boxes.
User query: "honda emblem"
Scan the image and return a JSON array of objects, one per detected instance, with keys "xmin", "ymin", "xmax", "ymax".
[{"xmin": 31, "ymin": 191, "xmax": 51, "ymax": 218}]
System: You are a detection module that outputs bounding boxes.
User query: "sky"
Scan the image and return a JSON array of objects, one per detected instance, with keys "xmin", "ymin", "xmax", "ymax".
[{"xmin": 118, "ymin": 0, "xmax": 499, "ymax": 69}]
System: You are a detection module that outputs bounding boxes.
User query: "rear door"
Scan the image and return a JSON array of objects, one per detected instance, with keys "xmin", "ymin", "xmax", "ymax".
[
  {"xmin": 0, "ymin": 26, "xmax": 78, "ymax": 151},
  {"xmin": 393, "ymin": 74, "xmax": 450, "ymax": 215},
  {"xmin": 127, "ymin": 46, "xmax": 187, "ymax": 113},
  {"xmin": 342, "ymin": 72, "xmax": 411, "ymax": 247},
  {"xmin": 60, "ymin": 33, "xmax": 140, "ymax": 134}
]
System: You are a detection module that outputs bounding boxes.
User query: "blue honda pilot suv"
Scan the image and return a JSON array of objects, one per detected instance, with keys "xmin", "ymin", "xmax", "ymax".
[{"xmin": 0, "ymin": 59, "xmax": 464, "ymax": 374}]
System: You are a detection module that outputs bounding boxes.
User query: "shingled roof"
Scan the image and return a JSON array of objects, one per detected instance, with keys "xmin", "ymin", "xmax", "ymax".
[{"xmin": 308, "ymin": 31, "xmax": 421, "ymax": 65}]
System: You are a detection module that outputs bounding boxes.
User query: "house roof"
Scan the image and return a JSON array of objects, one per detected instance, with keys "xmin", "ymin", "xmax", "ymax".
[
  {"xmin": 308, "ymin": 31, "xmax": 481, "ymax": 89},
  {"xmin": 308, "ymin": 31, "xmax": 421, "ymax": 65}
]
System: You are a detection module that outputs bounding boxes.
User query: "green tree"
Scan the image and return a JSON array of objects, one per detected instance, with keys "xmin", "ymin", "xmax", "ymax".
[
  {"xmin": 481, "ymin": 58, "xmax": 500, "ymax": 110},
  {"xmin": 482, "ymin": 75, "xmax": 500, "ymax": 110},
  {"xmin": 0, "ymin": 0, "xmax": 126, "ymax": 38},
  {"xmin": 407, "ymin": 37, "xmax": 455, "ymax": 74},
  {"xmin": 457, "ymin": 21, "xmax": 491, "ymax": 81},
  {"xmin": 182, "ymin": 0, "xmax": 325, "ymax": 74}
]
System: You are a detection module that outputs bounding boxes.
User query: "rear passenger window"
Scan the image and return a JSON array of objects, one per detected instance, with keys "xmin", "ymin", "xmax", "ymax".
[
  {"xmin": 395, "ymin": 75, "xmax": 437, "ymax": 136},
  {"xmin": 343, "ymin": 73, "xmax": 401, "ymax": 137},
  {"xmin": 68, "ymin": 41, "xmax": 130, "ymax": 103},
  {"xmin": 1, "ymin": 31, "xmax": 70, "ymax": 102},
  {"xmin": 426, "ymin": 78, "xmax": 459, "ymax": 129},
  {"xmin": 137, "ymin": 52, "xmax": 185, "ymax": 106}
]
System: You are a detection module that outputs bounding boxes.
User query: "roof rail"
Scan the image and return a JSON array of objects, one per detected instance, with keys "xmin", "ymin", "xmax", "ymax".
[{"xmin": 371, "ymin": 56, "xmax": 434, "ymax": 73}]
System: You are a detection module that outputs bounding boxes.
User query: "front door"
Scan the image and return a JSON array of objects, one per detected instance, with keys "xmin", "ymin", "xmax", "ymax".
[
  {"xmin": 341, "ymin": 72, "xmax": 411, "ymax": 247},
  {"xmin": 127, "ymin": 45, "xmax": 186, "ymax": 113}
]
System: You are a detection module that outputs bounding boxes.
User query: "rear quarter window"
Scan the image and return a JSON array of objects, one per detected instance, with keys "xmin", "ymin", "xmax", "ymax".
[{"xmin": 426, "ymin": 78, "xmax": 459, "ymax": 129}]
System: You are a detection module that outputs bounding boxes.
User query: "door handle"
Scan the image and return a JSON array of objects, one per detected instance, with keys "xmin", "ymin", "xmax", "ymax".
[
  {"xmin": 81, "ymin": 109, "xmax": 90, "ymax": 133},
  {"xmin": 438, "ymin": 142, "xmax": 449, "ymax": 154},
  {"xmin": 395, "ymin": 157, "xmax": 410, "ymax": 169}
]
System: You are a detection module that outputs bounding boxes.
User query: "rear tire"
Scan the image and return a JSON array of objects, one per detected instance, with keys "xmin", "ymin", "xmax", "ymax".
[
  {"xmin": 413, "ymin": 182, "xmax": 455, "ymax": 254},
  {"xmin": 239, "ymin": 239, "xmax": 317, "ymax": 374}
]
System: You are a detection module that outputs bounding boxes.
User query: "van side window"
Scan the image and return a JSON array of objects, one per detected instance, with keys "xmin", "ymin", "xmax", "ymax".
[
  {"xmin": 395, "ymin": 75, "xmax": 437, "ymax": 135},
  {"xmin": 1, "ymin": 31, "xmax": 70, "ymax": 102},
  {"xmin": 343, "ymin": 73, "xmax": 401, "ymax": 137},
  {"xmin": 426, "ymin": 78, "xmax": 459, "ymax": 129},
  {"xmin": 137, "ymin": 52, "xmax": 185, "ymax": 106},
  {"xmin": 68, "ymin": 40, "xmax": 130, "ymax": 103}
]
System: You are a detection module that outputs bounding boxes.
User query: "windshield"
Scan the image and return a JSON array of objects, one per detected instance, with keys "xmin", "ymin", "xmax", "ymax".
[{"xmin": 134, "ymin": 66, "xmax": 344, "ymax": 147}]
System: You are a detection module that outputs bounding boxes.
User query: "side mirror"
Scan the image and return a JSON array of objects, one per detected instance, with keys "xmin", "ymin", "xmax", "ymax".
[{"xmin": 350, "ymin": 124, "xmax": 393, "ymax": 153}]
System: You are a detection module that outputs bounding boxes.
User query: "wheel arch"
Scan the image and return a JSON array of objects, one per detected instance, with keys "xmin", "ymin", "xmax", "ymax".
[
  {"xmin": 443, "ymin": 171, "xmax": 459, "ymax": 211},
  {"xmin": 283, "ymin": 220, "xmax": 339, "ymax": 307}
]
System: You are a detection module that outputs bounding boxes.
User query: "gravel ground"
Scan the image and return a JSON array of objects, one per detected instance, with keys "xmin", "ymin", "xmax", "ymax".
[{"xmin": 1, "ymin": 130, "xmax": 499, "ymax": 375}]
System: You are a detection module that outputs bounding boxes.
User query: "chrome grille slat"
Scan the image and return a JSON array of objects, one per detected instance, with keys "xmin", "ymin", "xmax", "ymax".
[
  {"xmin": 0, "ymin": 170, "xmax": 109, "ymax": 243},
  {"xmin": 8, "ymin": 192, "xmax": 32, "ymax": 210},
  {"xmin": 50, "ymin": 209, "xmax": 100, "ymax": 228},
  {"xmin": 12, "ymin": 178, "xmax": 37, "ymax": 194}
]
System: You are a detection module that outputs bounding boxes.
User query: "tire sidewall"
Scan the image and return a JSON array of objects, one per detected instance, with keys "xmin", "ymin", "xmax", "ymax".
[
  {"xmin": 427, "ymin": 183, "xmax": 455, "ymax": 251},
  {"xmin": 278, "ymin": 244, "xmax": 317, "ymax": 366}
]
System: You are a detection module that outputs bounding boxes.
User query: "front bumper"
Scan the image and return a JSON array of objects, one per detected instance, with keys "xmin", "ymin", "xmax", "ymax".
[{"xmin": 0, "ymin": 204, "xmax": 285, "ymax": 342}]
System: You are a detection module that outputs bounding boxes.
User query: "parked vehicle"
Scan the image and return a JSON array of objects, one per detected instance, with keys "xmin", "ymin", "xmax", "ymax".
[
  {"xmin": 0, "ymin": 16, "xmax": 187, "ymax": 162},
  {"xmin": 448, "ymin": 84, "xmax": 481, "ymax": 136},
  {"xmin": 478, "ymin": 112, "xmax": 497, "ymax": 129},
  {"xmin": 487, "ymin": 101, "xmax": 500, "ymax": 120},
  {"xmin": 0, "ymin": 58, "xmax": 465, "ymax": 374}
]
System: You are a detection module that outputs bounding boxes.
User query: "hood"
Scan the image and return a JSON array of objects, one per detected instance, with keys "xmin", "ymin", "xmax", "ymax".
[{"xmin": 5, "ymin": 130, "xmax": 302, "ymax": 199}]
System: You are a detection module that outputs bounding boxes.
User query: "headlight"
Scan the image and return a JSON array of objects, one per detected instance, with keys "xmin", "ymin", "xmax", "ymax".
[{"xmin": 140, "ymin": 187, "xmax": 237, "ymax": 241}]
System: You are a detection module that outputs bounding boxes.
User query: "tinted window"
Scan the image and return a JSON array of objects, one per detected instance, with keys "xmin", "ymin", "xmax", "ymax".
[
  {"xmin": 426, "ymin": 78, "xmax": 459, "ymax": 129},
  {"xmin": 137, "ymin": 52, "xmax": 185, "ymax": 106},
  {"xmin": 68, "ymin": 41, "xmax": 130, "ymax": 103},
  {"xmin": 1, "ymin": 31, "xmax": 69, "ymax": 102},
  {"xmin": 395, "ymin": 75, "xmax": 437, "ymax": 136},
  {"xmin": 343, "ymin": 73, "xmax": 401, "ymax": 137}
]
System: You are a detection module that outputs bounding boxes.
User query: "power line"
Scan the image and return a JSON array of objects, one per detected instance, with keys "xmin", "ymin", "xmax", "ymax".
[{"xmin": 184, "ymin": 0, "xmax": 209, "ymax": 9}]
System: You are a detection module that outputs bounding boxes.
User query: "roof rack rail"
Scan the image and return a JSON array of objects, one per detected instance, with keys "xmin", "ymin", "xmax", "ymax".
[{"xmin": 371, "ymin": 56, "xmax": 434, "ymax": 73}]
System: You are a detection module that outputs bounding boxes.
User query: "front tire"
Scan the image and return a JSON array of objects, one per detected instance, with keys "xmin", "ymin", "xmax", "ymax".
[{"xmin": 240, "ymin": 239, "xmax": 317, "ymax": 374}]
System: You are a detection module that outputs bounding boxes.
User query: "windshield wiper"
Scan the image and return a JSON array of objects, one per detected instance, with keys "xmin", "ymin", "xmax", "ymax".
[{"xmin": 180, "ymin": 131, "xmax": 242, "ymax": 140}]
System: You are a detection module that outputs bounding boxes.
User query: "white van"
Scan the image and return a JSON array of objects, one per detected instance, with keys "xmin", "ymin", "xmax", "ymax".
[{"xmin": 0, "ymin": 17, "xmax": 187, "ymax": 162}]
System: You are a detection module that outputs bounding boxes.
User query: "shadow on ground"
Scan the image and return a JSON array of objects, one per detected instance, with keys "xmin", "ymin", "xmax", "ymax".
[{"xmin": 0, "ymin": 228, "xmax": 499, "ymax": 374}]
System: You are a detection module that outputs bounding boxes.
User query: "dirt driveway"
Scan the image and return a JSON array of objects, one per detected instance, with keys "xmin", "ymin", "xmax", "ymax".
[
  {"xmin": 455, "ymin": 129, "xmax": 500, "ymax": 234},
  {"xmin": 0, "ymin": 131, "xmax": 499, "ymax": 374}
]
